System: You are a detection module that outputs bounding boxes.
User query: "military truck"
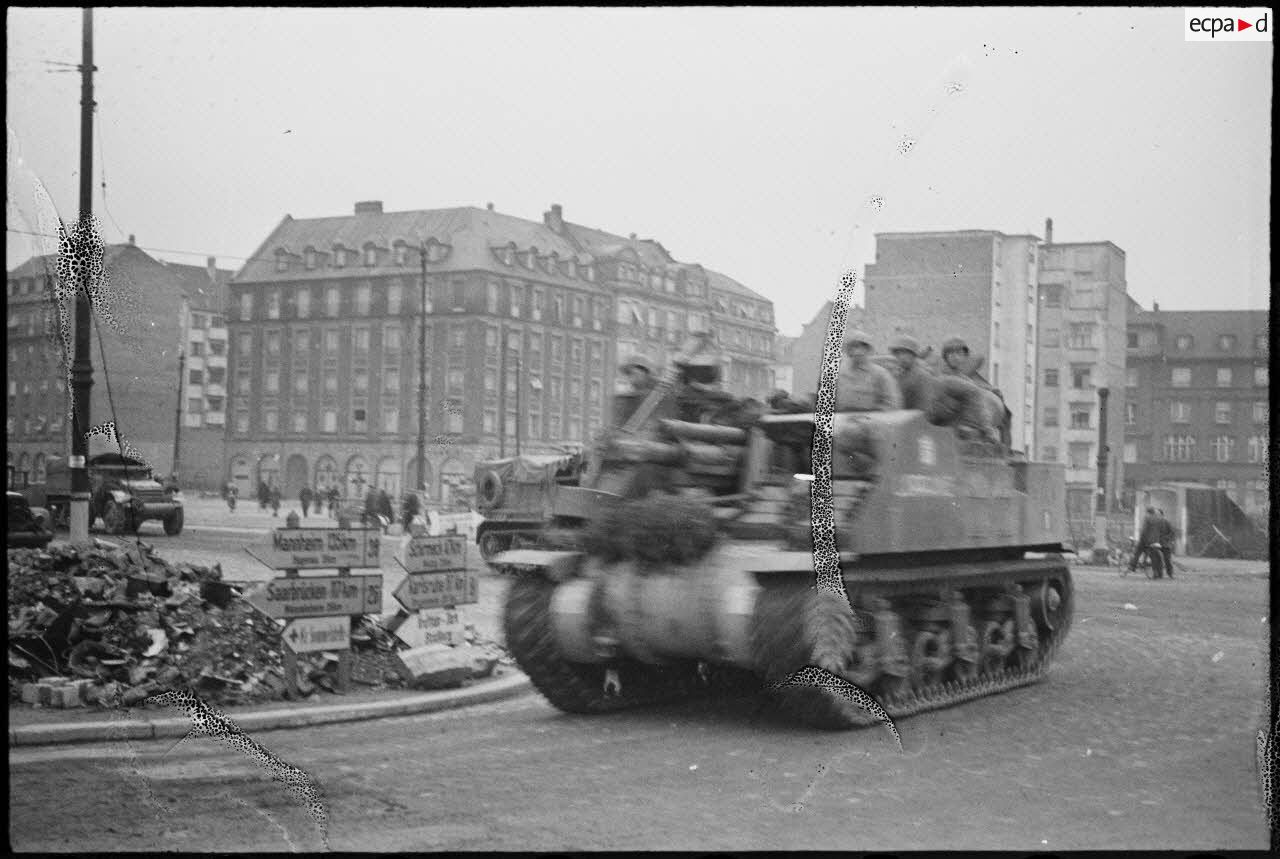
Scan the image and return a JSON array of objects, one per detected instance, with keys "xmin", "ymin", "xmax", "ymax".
[
  {"xmin": 22, "ymin": 453, "xmax": 184, "ymax": 536},
  {"xmin": 472, "ymin": 451, "xmax": 586, "ymax": 562}
]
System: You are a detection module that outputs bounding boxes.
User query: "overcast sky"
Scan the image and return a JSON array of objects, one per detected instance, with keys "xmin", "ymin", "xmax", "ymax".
[{"xmin": 7, "ymin": 7, "xmax": 1271, "ymax": 336}]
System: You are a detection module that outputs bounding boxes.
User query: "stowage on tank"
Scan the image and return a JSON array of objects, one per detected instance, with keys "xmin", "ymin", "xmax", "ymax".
[{"xmin": 494, "ymin": 337, "xmax": 1074, "ymax": 729}]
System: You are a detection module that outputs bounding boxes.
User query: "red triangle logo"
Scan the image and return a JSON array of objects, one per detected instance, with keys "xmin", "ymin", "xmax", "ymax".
[{"xmin": 1239, "ymin": 19, "xmax": 1252, "ymax": 30}]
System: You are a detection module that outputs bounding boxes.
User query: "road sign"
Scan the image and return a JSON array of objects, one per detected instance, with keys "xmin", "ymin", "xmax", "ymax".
[
  {"xmin": 244, "ymin": 574, "xmax": 383, "ymax": 619},
  {"xmin": 282, "ymin": 615, "xmax": 351, "ymax": 654},
  {"xmin": 415, "ymin": 607, "xmax": 466, "ymax": 646},
  {"xmin": 392, "ymin": 569, "xmax": 479, "ymax": 611},
  {"xmin": 398, "ymin": 534, "xmax": 467, "ymax": 573},
  {"xmin": 248, "ymin": 528, "xmax": 382, "ymax": 570}
]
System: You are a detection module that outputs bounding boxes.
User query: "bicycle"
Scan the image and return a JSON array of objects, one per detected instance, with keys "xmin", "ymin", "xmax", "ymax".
[{"xmin": 1121, "ymin": 542, "xmax": 1162, "ymax": 579}]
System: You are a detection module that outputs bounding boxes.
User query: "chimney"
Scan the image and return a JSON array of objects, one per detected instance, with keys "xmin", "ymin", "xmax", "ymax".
[
  {"xmin": 354, "ymin": 200, "xmax": 383, "ymax": 215},
  {"xmin": 1044, "ymin": 218, "xmax": 1053, "ymax": 244},
  {"xmin": 544, "ymin": 203, "xmax": 564, "ymax": 234},
  {"xmin": 207, "ymin": 256, "xmax": 217, "ymax": 283},
  {"xmin": 629, "ymin": 232, "xmax": 637, "ymax": 241},
  {"xmin": 486, "ymin": 202, "xmax": 494, "ymax": 211},
  {"xmin": 128, "ymin": 234, "xmax": 136, "ymax": 245}
]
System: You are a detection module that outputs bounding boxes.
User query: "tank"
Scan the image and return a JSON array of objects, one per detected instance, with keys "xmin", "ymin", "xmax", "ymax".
[{"xmin": 494, "ymin": 398, "xmax": 1074, "ymax": 729}]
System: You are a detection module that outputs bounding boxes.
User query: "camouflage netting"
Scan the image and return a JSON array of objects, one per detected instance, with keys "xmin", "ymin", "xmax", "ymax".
[{"xmin": 581, "ymin": 494, "xmax": 718, "ymax": 568}]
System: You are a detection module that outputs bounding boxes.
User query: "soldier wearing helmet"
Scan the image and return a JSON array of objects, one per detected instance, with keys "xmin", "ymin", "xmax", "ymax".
[
  {"xmin": 618, "ymin": 353, "xmax": 657, "ymax": 396},
  {"xmin": 836, "ymin": 328, "xmax": 902, "ymax": 412},
  {"xmin": 940, "ymin": 336, "xmax": 971, "ymax": 374},
  {"xmin": 887, "ymin": 334, "xmax": 936, "ymax": 412},
  {"xmin": 937, "ymin": 334, "xmax": 1011, "ymax": 445},
  {"xmin": 673, "ymin": 333, "xmax": 736, "ymax": 423}
]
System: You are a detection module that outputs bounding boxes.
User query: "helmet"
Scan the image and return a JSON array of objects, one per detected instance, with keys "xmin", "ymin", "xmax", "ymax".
[
  {"xmin": 888, "ymin": 334, "xmax": 920, "ymax": 356},
  {"xmin": 842, "ymin": 328, "xmax": 873, "ymax": 349},
  {"xmin": 941, "ymin": 336, "xmax": 970, "ymax": 356},
  {"xmin": 620, "ymin": 354, "xmax": 651, "ymax": 374},
  {"xmin": 677, "ymin": 350, "xmax": 723, "ymax": 384}
]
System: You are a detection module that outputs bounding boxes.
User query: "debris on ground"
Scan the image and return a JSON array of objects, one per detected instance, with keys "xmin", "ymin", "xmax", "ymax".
[{"xmin": 8, "ymin": 541, "xmax": 509, "ymax": 709}]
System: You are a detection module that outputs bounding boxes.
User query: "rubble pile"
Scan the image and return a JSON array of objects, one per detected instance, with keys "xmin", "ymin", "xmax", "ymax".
[{"xmin": 7, "ymin": 541, "xmax": 507, "ymax": 709}]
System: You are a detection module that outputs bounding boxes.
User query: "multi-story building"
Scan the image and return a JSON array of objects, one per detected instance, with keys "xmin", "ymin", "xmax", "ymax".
[
  {"xmin": 788, "ymin": 300, "xmax": 871, "ymax": 399},
  {"xmin": 226, "ymin": 201, "xmax": 775, "ymax": 503},
  {"xmin": 770, "ymin": 334, "xmax": 796, "ymax": 395},
  {"xmin": 1122, "ymin": 305, "xmax": 1270, "ymax": 520},
  {"xmin": 1034, "ymin": 223, "xmax": 1129, "ymax": 539},
  {"xmin": 6, "ymin": 238, "xmax": 233, "ymax": 490},
  {"xmin": 862, "ymin": 230, "xmax": 1041, "ymax": 452}
]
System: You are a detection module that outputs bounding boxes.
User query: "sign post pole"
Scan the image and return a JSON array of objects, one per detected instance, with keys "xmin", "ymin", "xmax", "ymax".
[
  {"xmin": 282, "ymin": 566, "xmax": 300, "ymax": 698},
  {"xmin": 336, "ymin": 565, "xmax": 352, "ymax": 693}
]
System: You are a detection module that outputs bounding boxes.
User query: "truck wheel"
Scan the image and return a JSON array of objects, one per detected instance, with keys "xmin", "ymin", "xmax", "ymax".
[
  {"xmin": 104, "ymin": 500, "xmax": 136, "ymax": 535},
  {"xmin": 478, "ymin": 530, "xmax": 506, "ymax": 561},
  {"xmin": 164, "ymin": 508, "xmax": 184, "ymax": 536}
]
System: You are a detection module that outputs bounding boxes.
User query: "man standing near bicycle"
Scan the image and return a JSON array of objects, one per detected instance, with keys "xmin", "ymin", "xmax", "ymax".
[
  {"xmin": 1130, "ymin": 506, "xmax": 1165, "ymax": 578},
  {"xmin": 1157, "ymin": 509, "xmax": 1176, "ymax": 579}
]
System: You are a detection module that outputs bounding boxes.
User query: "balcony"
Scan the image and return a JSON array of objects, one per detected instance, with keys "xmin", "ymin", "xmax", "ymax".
[
  {"xmin": 208, "ymin": 326, "xmax": 228, "ymax": 341},
  {"xmin": 205, "ymin": 353, "xmax": 227, "ymax": 369},
  {"xmin": 204, "ymin": 383, "xmax": 226, "ymax": 399},
  {"xmin": 205, "ymin": 411, "xmax": 225, "ymax": 426}
]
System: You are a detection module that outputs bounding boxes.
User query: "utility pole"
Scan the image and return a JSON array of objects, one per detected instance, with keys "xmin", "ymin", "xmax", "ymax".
[
  {"xmin": 172, "ymin": 347, "xmax": 185, "ymax": 477},
  {"xmin": 69, "ymin": 7, "xmax": 96, "ymax": 543},
  {"xmin": 1091, "ymin": 386, "xmax": 1111, "ymax": 563},
  {"xmin": 513, "ymin": 343, "xmax": 522, "ymax": 457},
  {"xmin": 415, "ymin": 242, "xmax": 428, "ymax": 493},
  {"xmin": 498, "ymin": 329, "xmax": 507, "ymax": 458}
]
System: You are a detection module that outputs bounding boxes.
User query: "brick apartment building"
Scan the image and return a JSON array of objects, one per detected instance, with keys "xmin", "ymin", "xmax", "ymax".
[
  {"xmin": 6, "ymin": 239, "xmax": 232, "ymax": 491},
  {"xmin": 226, "ymin": 201, "xmax": 775, "ymax": 503},
  {"xmin": 1122, "ymin": 305, "xmax": 1270, "ymax": 519}
]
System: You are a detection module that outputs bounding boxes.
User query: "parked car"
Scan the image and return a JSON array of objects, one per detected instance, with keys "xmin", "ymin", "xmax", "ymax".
[{"xmin": 6, "ymin": 491, "xmax": 54, "ymax": 548}]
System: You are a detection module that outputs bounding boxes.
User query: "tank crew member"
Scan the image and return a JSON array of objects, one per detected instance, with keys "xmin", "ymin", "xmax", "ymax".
[
  {"xmin": 674, "ymin": 335, "xmax": 737, "ymax": 424},
  {"xmin": 887, "ymin": 334, "xmax": 936, "ymax": 413},
  {"xmin": 939, "ymin": 336, "xmax": 1008, "ymax": 444},
  {"xmin": 835, "ymin": 329, "xmax": 902, "ymax": 412},
  {"xmin": 619, "ymin": 354, "xmax": 658, "ymax": 396}
]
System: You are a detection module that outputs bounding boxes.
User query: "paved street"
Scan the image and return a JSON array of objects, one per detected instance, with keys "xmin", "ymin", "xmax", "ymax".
[{"xmin": 9, "ymin": 557, "xmax": 1270, "ymax": 852}]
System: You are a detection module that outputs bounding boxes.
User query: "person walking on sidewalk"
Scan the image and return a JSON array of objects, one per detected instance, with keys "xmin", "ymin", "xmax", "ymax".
[
  {"xmin": 299, "ymin": 485, "xmax": 313, "ymax": 520},
  {"xmin": 1157, "ymin": 509, "xmax": 1176, "ymax": 579},
  {"xmin": 269, "ymin": 484, "xmax": 281, "ymax": 517},
  {"xmin": 313, "ymin": 486, "xmax": 324, "ymax": 516},
  {"xmin": 224, "ymin": 482, "xmax": 238, "ymax": 513},
  {"xmin": 327, "ymin": 485, "xmax": 340, "ymax": 519}
]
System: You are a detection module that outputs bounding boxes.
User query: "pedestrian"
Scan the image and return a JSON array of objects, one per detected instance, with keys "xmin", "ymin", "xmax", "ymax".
[
  {"xmin": 313, "ymin": 487, "xmax": 324, "ymax": 516},
  {"xmin": 363, "ymin": 486, "xmax": 380, "ymax": 529},
  {"xmin": 327, "ymin": 485, "xmax": 339, "ymax": 519},
  {"xmin": 377, "ymin": 488, "xmax": 394, "ymax": 533},
  {"xmin": 257, "ymin": 480, "xmax": 268, "ymax": 510},
  {"xmin": 269, "ymin": 484, "xmax": 281, "ymax": 517},
  {"xmin": 1130, "ymin": 506, "xmax": 1165, "ymax": 577},
  {"xmin": 224, "ymin": 481, "xmax": 238, "ymax": 513},
  {"xmin": 402, "ymin": 490, "xmax": 421, "ymax": 532},
  {"xmin": 835, "ymin": 329, "xmax": 902, "ymax": 412},
  {"xmin": 1157, "ymin": 509, "xmax": 1176, "ymax": 579},
  {"xmin": 299, "ymin": 485, "xmax": 313, "ymax": 520},
  {"xmin": 887, "ymin": 334, "xmax": 936, "ymax": 413}
]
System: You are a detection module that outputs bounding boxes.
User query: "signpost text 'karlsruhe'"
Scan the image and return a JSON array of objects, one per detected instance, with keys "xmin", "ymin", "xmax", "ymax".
[
  {"xmin": 244, "ymin": 527, "xmax": 385, "ymax": 692},
  {"xmin": 394, "ymin": 534, "xmax": 476, "ymax": 658}
]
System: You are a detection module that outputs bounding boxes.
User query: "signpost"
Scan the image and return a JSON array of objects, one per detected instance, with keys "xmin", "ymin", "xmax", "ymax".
[
  {"xmin": 391, "ymin": 534, "xmax": 479, "ymax": 677},
  {"xmin": 244, "ymin": 527, "xmax": 384, "ymax": 695}
]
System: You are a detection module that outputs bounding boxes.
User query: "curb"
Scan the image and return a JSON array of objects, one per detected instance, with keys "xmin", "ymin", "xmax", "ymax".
[{"xmin": 9, "ymin": 672, "xmax": 532, "ymax": 747}]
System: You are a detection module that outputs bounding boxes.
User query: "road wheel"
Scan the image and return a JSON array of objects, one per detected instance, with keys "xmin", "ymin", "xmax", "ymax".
[
  {"xmin": 478, "ymin": 530, "xmax": 506, "ymax": 561},
  {"xmin": 163, "ymin": 507, "xmax": 184, "ymax": 536},
  {"xmin": 104, "ymin": 500, "xmax": 136, "ymax": 535}
]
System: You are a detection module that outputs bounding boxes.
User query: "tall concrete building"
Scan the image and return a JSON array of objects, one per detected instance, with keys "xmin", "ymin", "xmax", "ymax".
[
  {"xmin": 1034, "ymin": 221, "xmax": 1129, "ymax": 540},
  {"xmin": 862, "ymin": 230, "xmax": 1041, "ymax": 452},
  {"xmin": 1122, "ymin": 305, "xmax": 1270, "ymax": 520},
  {"xmin": 6, "ymin": 240, "xmax": 233, "ymax": 491},
  {"xmin": 226, "ymin": 201, "xmax": 775, "ymax": 503}
]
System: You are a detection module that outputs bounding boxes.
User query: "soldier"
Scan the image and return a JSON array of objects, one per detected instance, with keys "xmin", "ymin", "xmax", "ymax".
[
  {"xmin": 835, "ymin": 329, "xmax": 902, "ymax": 412},
  {"xmin": 673, "ymin": 335, "xmax": 738, "ymax": 424},
  {"xmin": 299, "ymin": 485, "xmax": 313, "ymax": 519},
  {"xmin": 887, "ymin": 334, "xmax": 936, "ymax": 412},
  {"xmin": 619, "ymin": 354, "xmax": 658, "ymax": 396},
  {"xmin": 1157, "ymin": 508, "xmax": 1176, "ymax": 579},
  {"xmin": 938, "ymin": 336, "xmax": 1009, "ymax": 445}
]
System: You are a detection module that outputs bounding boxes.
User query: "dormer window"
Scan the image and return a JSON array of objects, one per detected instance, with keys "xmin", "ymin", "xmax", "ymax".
[
  {"xmin": 503, "ymin": 244, "xmax": 515, "ymax": 266},
  {"xmin": 394, "ymin": 243, "xmax": 407, "ymax": 266},
  {"xmin": 566, "ymin": 259, "xmax": 577, "ymax": 278},
  {"xmin": 275, "ymin": 251, "xmax": 289, "ymax": 273},
  {"xmin": 304, "ymin": 247, "xmax": 317, "ymax": 270},
  {"xmin": 524, "ymin": 250, "xmax": 536, "ymax": 271},
  {"xmin": 333, "ymin": 247, "xmax": 347, "ymax": 268},
  {"xmin": 364, "ymin": 245, "xmax": 377, "ymax": 267}
]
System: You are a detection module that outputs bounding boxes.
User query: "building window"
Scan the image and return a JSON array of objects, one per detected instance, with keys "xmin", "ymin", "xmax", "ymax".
[
  {"xmin": 568, "ymin": 416, "xmax": 582, "ymax": 441},
  {"xmin": 1255, "ymin": 366, "xmax": 1268, "ymax": 386},
  {"xmin": 1126, "ymin": 367, "xmax": 1139, "ymax": 387},
  {"xmin": 572, "ymin": 296, "xmax": 585, "ymax": 327},
  {"xmin": 364, "ymin": 246, "xmax": 377, "ymax": 267},
  {"xmin": 326, "ymin": 286, "xmax": 340, "ymax": 317},
  {"xmin": 387, "ymin": 281, "xmax": 402, "ymax": 314},
  {"xmin": 1214, "ymin": 401, "xmax": 1232, "ymax": 424},
  {"xmin": 353, "ymin": 369, "xmax": 369, "ymax": 395},
  {"xmin": 1044, "ymin": 369, "xmax": 1058, "ymax": 387},
  {"xmin": 235, "ymin": 370, "xmax": 251, "ymax": 394},
  {"xmin": 1171, "ymin": 367, "xmax": 1191, "ymax": 387},
  {"xmin": 1066, "ymin": 323, "xmax": 1095, "ymax": 349},
  {"xmin": 1123, "ymin": 441, "xmax": 1137, "ymax": 464},
  {"xmin": 266, "ymin": 331, "xmax": 281, "ymax": 356},
  {"xmin": 1123, "ymin": 402, "xmax": 1136, "ymax": 426},
  {"xmin": 1215, "ymin": 367, "xmax": 1233, "ymax": 387},
  {"xmin": 323, "ymin": 409, "xmax": 337, "ymax": 432},
  {"xmin": 324, "ymin": 329, "xmax": 340, "ymax": 354},
  {"xmin": 1175, "ymin": 334, "xmax": 1193, "ymax": 351},
  {"xmin": 1067, "ymin": 443, "xmax": 1091, "ymax": 469},
  {"xmin": 1170, "ymin": 401, "xmax": 1191, "ymax": 423},
  {"xmin": 190, "ymin": 341, "xmax": 206, "ymax": 357},
  {"xmin": 384, "ymin": 325, "xmax": 402, "ymax": 351},
  {"xmin": 235, "ymin": 411, "xmax": 249, "ymax": 433},
  {"xmin": 189, "ymin": 369, "xmax": 204, "ymax": 386},
  {"xmin": 1210, "ymin": 436, "xmax": 1235, "ymax": 462},
  {"xmin": 354, "ymin": 328, "xmax": 370, "ymax": 354},
  {"xmin": 482, "ymin": 409, "xmax": 496, "ymax": 434},
  {"xmin": 382, "ymin": 368, "xmax": 400, "ymax": 395},
  {"xmin": 509, "ymin": 285, "xmax": 522, "ymax": 317},
  {"xmin": 1069, "ymin": 286, "xmax": 1095, "ymax": 309},
  {"xmin": 264, "ymin": 370, "xmax": 280, "ymax": 394},
  {"xmin": 1041, "ymin": 445, "xmax": 1057, "ymax": 462},
  {"xmin": 1127, "ymin": 331, "xmax": 1139, "ymax": 348},
  {"xmin": 1247, "ymin": 435, "xmax": 1267, "ymax": 463},
  {"xmin": 293, "ymin": 372, "xmax": 308, "ymax": 395},
  {"xmin": 382, "ymin": 408, "xmax": 399, "ymax": 433},
  {"xmin": 352, "ymin": 408, "xmax": 367, "ymax": 433},
  {"xmin": 238, "ymin": 331, "xmax": 253, "ymax": 355},
  {"xmin": 1218, "ymin": 334, "xmax": 1237, "ymax": 351},
  {"xmin": 1026, "ymin": 323, "xmax": 1034, "ymax": 344},
  {"xmin": 187, "ymin": 397, "xmax": 203, "ymax": 414},
  {"xmin": 267, "ymin": 290, "xmax": 281, "ymax": 320},
  {"xmin": 447, "ymin": 369, "xmax": 464, "ymax": 395},
  {"xmin": 532, "ymin": 288, "xmax": 545, "ymax": 322},
  {"xmin": 210, "ymin": 339, "xmax": 227, "ymax": 356},
  {"xmin": 275, "ymin": 254, "xmax": 288, "ymax": 273},
  {"xmin": 1162, "ymin": 434, "xmax": 1196, "ymax": 461},
  {"xmin": 356, "ymin": 284, "xmax": 371, "ymax": 315},
  {"xmin": 334, "ymin": 248, "xmax": 346, "ymax": 268},
  {"xmin": 394, "ymin": 244, "xmax": 407, "ymax": 266},
  {"xmin": 292, "ymin": 411, "xmax": 307, "ymax": 433},
  {"xmin": 570, "ymin": 340, "xmax": 584, "ymax": 365},
  {"xmin": 1070, "ymin": 406, "xmax": 1091, "ymax": 430},
  {"xmin": 1255, "ymin": 334, "xmax": 1269, "ymax": 354},
  {"xmin": 296, "ymin": 288, "xmax": 310, "ymax": 319},
  {"xmin": 450, "ymin": 327, "xmax": 466, "ymax": 351},
  {"xmin": 304, "ymin": 248, "xmax": 316, "ymax": 270},
  {"xmin": 1253, "ymin": 401, "xmax": 1267, "ymax": 424},
  {"xmin": 446, "ymin": 410, "xmax": 464, "ymax": 434},
  {"xmin": 1071, "ymin": 365, "xmax": 1091, "ymax": 389},
  {"xmin": 1043, "ymin": 406, "xmax": 1059, "ymax": 427},
  {"xmin": 239, "ymin": 293, "xmax": 253, "ymax": 319},
  {"xmin": 1039, "ymin": 328, "xmax": 1059, "ymax": 349},
  {"xmin": 324, "ymin": 369, "xmax": 338, "ymax": 393},
  {"xmin": 483, "ymin": 370, "xmax": 497, "ymax": 394},
  {"xmin": 264, "ymin": 408, "xmax": 279, "ymax": 432}
]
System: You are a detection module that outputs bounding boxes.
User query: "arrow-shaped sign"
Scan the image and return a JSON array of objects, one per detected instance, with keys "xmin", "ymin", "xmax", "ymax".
[{"xmin": 281, "ymin": 615, "xmax": 351, "ymax": 654}]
